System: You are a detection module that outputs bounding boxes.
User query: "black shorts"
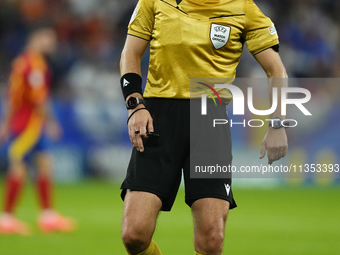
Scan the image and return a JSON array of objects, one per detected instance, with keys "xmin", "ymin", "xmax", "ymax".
[{"xmin": 121, "ymin": 98, "xmax": 237, "ymax": 211}]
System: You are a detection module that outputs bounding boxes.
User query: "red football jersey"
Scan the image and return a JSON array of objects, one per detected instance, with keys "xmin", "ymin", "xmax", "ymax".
[{"xmin": 8, "ymin": 51, "xmax": 51, "ymax": 135}]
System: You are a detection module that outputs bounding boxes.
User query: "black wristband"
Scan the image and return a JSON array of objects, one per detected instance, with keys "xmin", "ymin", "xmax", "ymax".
[
  {"xmin": 127, "ymin": 108, "xmax": 149, "ymax": 125},
  {"xmin": 120, "ymin": 73, "xmax": 143, "ymax": 100}
]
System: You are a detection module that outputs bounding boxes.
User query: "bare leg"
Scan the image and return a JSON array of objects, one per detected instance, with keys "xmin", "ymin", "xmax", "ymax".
[
  {"xmin": 192, "ymin": 198, "xmax": 230, "ymax": 255},
  {"xmin": 121, "ymin": 190, "xmax": 162, "ymax": 254},
  {"xmin": 36, "ymin": 152, "xmax": 53, "ymax": 176}
]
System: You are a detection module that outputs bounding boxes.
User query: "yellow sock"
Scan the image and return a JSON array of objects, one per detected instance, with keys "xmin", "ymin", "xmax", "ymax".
[{"xmin": 128, "ymin": 241, "xmax": 162, "ymax": 255}]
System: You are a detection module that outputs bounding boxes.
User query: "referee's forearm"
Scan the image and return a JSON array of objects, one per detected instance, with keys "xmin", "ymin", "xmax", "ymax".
[
  {"xmin": 120, "ymin": 50, "xmax": 142, "ymax": 77},
  {"xmin": 267, "ymin": 69, "xmax": 288, "ymax": 120}
]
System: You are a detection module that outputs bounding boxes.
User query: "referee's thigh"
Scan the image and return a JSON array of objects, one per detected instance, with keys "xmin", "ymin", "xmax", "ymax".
[
  {"xmin": 191, "ymin": 198, "xmax": 230, "ymax": 254},
  {"xmin": 121, "ymin": 190, "xmax": 162, "ymax": 254}
]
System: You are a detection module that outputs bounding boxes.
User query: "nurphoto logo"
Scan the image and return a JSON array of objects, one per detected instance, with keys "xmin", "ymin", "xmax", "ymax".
[{"xmin": 198, "ymin": 83, "xmax": 312, "ymax": 128}]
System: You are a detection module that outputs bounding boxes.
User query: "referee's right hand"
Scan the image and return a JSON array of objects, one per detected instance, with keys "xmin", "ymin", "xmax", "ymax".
[{"xmin": 128, "ymin": 105, "xmax": 154, "ymax": 153}]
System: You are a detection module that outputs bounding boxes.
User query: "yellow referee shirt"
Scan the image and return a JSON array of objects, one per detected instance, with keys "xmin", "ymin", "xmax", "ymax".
[{"xmin": 128, "ymin": 0, "xmax": 279, "ymax": 101}]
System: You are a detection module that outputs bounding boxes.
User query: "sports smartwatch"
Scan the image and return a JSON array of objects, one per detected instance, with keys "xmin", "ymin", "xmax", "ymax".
[
  {"xmin": 269, "ymin": 117, "xmax": 286, "ymax": 129},
  {"xmin": 126, "ymin": 97, "xmax": 145, "ymax": 110}
]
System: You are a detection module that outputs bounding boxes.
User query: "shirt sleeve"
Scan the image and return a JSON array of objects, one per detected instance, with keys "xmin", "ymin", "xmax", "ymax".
[
  {"xmin": 8, "ymin": 57, "xmax": 27, "ymax": 110},
  {"xmin": 127, "ymin": 0, "xmax": 155, "ymax": 41},
  {"xmin": 244, "ymin": 0, "xmax": 279, "ymax": 55}
]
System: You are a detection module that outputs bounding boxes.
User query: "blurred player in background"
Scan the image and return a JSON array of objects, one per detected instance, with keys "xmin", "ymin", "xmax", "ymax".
[{"xmin": 0, "ymin": 26, "xmax": 76, "ymax": 235}]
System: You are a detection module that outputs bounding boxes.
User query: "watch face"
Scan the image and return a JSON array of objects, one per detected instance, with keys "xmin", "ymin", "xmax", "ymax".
[
  {"xmin": 127, "ymin": 97, "xmax": 137, "ymax": 108},
  {"xmin": 272, "ymin": 118, "xmax": 282, "ymax": 129}
]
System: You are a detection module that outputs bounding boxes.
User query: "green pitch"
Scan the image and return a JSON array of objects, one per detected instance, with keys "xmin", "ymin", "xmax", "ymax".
[{"xmin": 0, "ymin": 180, "xmax": 339, "ymax": 255}]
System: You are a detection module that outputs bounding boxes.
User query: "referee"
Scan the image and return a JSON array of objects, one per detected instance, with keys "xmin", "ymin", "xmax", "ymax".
[{"xmin": 119, "ymin": 0, "xmax": 288, "ymax": 255}]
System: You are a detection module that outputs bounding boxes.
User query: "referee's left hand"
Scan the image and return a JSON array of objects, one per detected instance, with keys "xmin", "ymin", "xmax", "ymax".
[
  {"xmin": 260, "ymin": 128, "xmax": 288, "ymax": 165},
  {"xmin": 128, "ymin": 105, "xmax": 154, "ymax": 153}
]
